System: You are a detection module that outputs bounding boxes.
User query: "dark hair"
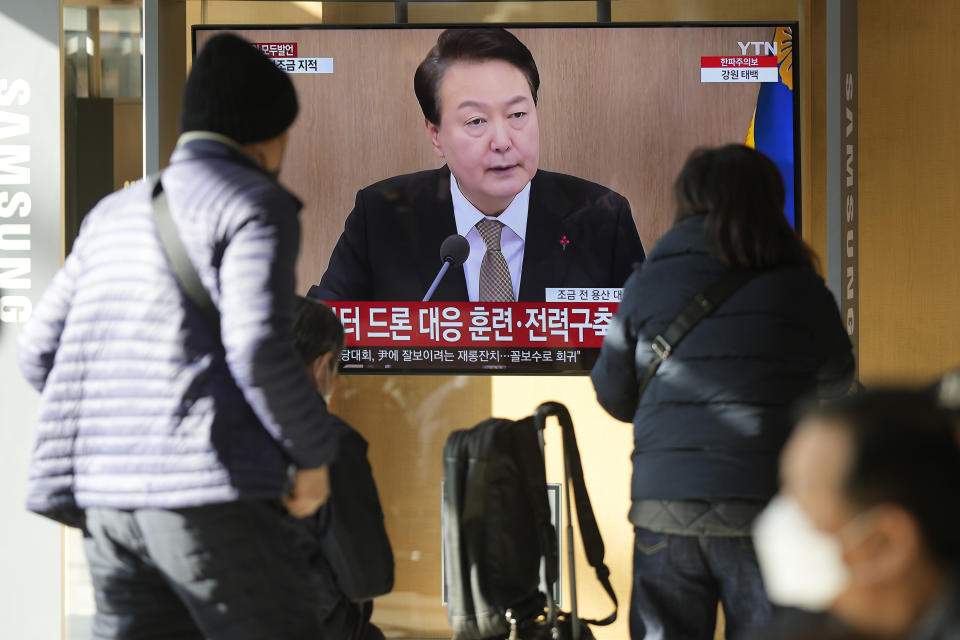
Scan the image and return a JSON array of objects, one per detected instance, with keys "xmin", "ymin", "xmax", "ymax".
[
  {"xmin": 806, "ymin": 389, "xmax": 960, "ymax": 568},
  {"xmin": 292, "ymin": 296, "xmax": 345, "ymax": 365},
  {"xmin": 181, "ymin": 33, "xmax": 298, "ymax": 143},
  {"xmin": 414, "ymin": 28, "xmax": 540, "ymax": 125},
  {"xmin": 674, "ymin": 144, "xmax": 816, "ymax": 269}
]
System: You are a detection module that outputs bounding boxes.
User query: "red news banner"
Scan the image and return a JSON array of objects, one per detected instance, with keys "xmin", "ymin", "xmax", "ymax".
[
  {"xmin": 329, "ymin": 301, "xmax": 617, "ymax": 347},
  {"xmin": 699, "ymin": 56, "xmax": 779, "ymax": 83},
  {"xmin": 326, "ymin": 301, "xmax": 620, "ymax": 372}
]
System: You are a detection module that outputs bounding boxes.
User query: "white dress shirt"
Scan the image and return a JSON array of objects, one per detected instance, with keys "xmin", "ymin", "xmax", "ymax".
[{"xmin": 450, "ymin": 173, "xmax": 531, "ymax": 302}]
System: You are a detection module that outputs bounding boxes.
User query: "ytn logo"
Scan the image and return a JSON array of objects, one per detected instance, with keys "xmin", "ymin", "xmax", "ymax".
[{"xmin": 737, "ymin": 41, "xmax": 778, "ymax": 56}]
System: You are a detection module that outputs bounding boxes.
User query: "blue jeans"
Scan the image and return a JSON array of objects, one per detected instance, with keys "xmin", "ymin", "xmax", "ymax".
[{"xmin": 630, "ymin": 527, "xmax": 772, "ymax": 640}]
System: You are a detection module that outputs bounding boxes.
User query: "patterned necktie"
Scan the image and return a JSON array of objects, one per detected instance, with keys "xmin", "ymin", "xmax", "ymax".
[{"xmin": 476, "ymin": 219, "xmax": 515, "ymax": 302}]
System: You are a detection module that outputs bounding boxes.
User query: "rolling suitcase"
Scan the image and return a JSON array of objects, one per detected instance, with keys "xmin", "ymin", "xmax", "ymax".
[{"xmin": 442, "ymin": 401, "xmax": 617, "ymax": 640}]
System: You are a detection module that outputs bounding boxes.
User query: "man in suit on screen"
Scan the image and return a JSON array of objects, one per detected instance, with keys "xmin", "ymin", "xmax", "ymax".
[{"xmin": 310, "ymin": 27, "xmax": 645, "ymax": 303}]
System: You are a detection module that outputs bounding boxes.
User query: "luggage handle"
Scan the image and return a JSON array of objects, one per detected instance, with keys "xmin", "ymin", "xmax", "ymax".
[{"xmin": 533, "ymin": 402, "xmax": 618, "ymax": 633}]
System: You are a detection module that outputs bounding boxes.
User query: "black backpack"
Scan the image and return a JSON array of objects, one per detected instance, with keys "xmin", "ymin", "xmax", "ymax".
[{"xmin": 442, "ymin": 402, "xmax": 617, "ymax": 640}]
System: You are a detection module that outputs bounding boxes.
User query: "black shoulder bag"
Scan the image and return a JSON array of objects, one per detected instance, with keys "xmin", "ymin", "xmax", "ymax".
[{"xmin": 637, "ymin": 270, "xmax": 754, "ymax": 400}]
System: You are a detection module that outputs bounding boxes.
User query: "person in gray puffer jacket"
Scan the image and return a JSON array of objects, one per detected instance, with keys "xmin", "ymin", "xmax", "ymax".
[
  {"xmin": 591, "ymin": 144, "xmax": 855, "ymax": 640},
  {"xmin": 19, "ymin": 34, "xmax": 337, "ymax": 639}
]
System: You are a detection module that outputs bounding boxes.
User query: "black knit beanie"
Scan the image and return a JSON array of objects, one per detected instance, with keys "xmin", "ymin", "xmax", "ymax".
[{"xmin": 181, "ymin": 33, "xmax": 299, "ymax": 144}]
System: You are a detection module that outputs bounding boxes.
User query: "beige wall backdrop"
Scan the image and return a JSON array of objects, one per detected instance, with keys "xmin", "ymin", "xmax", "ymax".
[{"xmin": 857, "ymin": 0, "xmax": 960, "ymax": 384}]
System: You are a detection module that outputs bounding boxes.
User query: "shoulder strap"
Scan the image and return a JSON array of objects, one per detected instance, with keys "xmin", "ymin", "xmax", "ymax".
[
  {"xmin": 534, "ymin": 402, "xmax": 618, "ymax": 628},
  {"xmin": 151, "ymin": 176, "xmax": 222, "ymax": 342},
  {"xmin": 637, "ymin": 269, "xmax": 753, "ymax": 400}
]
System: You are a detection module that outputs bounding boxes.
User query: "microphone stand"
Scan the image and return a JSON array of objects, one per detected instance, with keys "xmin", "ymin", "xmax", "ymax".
[{"xmin": 423, "ymin": 260, "xmax": 452, "ymax": 302}]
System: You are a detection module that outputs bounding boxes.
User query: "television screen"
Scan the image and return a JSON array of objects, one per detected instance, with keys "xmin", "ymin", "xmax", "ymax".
[{"xmin": 194, "ymin": 23, "xmax": 799, "ymax": 374}]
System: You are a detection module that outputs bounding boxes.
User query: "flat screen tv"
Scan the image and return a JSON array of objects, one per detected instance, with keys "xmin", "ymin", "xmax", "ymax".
[{"xmin": 193, "ymin": 22, "xmax": 800, "ymax": 374}]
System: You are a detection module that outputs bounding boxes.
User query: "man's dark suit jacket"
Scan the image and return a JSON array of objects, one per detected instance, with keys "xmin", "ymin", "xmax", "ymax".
[{"xmin": 310, "ymin": 166, "xmax": 645, "ymax": 302}]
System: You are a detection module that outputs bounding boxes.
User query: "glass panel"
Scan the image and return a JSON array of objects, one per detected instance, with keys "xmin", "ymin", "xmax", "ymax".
[
  {"xmin": 63, "ymin": 6, "xmax": 91, "ymax": 98},
  {"xmin": 63, "ymin": 4, "xmax": 144, "ymax": 633},
  {"xmin": 99, "ymin": 7, "xmax": 142, "ymax": 98}
]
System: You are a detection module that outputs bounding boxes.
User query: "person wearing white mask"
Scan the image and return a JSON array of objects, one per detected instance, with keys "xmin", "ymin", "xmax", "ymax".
[{"xmin": 753, "ymin": 390, "xmax": 960, "ymax": 640}]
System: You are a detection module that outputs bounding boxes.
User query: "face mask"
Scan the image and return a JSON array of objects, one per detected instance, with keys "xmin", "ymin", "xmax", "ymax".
[
  {"xmin": 325, "ymin": 362, "xmax": 339, "ymax": 405},
  {"xmin": 314, "ymin": 360, "xmax": 335, "ymax": 405},
  {"xmin": 753, "ymin": 494, "xmax": 851, "ymax": 611}
]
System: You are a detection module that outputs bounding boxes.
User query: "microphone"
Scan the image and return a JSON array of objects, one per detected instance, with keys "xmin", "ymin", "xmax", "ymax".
[{"xmin": 423, "ymin": 234, "xmax": 470, "ymax": 302}]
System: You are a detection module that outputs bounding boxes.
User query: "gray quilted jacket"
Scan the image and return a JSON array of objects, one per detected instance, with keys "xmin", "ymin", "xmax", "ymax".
[{"xmin": 18, "ymin": 137, "xmax": 338, "ymax": 526}]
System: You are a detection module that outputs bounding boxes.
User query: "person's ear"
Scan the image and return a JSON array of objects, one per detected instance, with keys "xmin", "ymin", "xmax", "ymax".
[
  {"xmin": 871, "ymin": 506, "xmax": 921, "ymax": 579},
  {"xmin": 311, "ymin": 352, "xmax": 334, "ymax": 392},
  {"xmin": 272, "ymin": 130, "xmax": 290, "ymax": 172},
  {"xmin": 242, "ymin": 131, "xmax": 288, "ymax": 174},
  {"xmin": 844, "ymin": 505, "xmax": 918, "ymax": 585},
  {"xmin": 243, "ymin": 142, "xmax": 268, "ymax": 170},
  {"xmin": 426, "ymin": 118, "xmax": 444, "ymax": 158}
]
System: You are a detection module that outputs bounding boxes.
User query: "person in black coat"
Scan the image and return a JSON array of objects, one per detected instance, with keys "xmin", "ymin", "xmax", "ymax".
[
  {"xmin": 310, "ymin": 28, "xmax": 644, "ymax": 303},
  {"xmin": 292, "ymin": 297, "xmax": 394, "ymax": 640},
  {"xmin": 590, "ymin": 144, "xmax": 855, "ymax": 639}
]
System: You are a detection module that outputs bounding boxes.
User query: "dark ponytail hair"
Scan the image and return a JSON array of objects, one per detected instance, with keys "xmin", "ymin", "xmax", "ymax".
[{"xmin": 674, "ymin": 144, "xmax": 816, "ymax": 270}]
